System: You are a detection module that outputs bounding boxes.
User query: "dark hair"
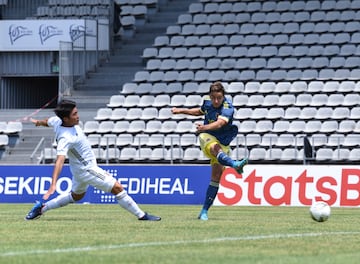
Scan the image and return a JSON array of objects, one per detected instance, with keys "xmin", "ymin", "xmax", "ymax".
[
  {"xmin": 209, "ymin": 81, "xmax": 225, "ymax": 95},
  {"xmin": 54, "ymin": 100, "xmax": 77, "ymax": 120}
]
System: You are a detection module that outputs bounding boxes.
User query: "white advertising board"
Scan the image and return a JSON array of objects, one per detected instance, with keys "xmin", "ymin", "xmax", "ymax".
[
  {"xmin": 215, "ymin": 165, "xmax": 360, "ymax": 207},
  {"xmin": 0, "ymin": 19, "xmax": 109, "ymax": 51}
]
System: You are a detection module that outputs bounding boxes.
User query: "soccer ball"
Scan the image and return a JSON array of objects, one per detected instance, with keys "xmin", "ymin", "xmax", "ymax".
[{"xmin": 310, "ymin": 201, "xmax": 331, "ymax": 222}]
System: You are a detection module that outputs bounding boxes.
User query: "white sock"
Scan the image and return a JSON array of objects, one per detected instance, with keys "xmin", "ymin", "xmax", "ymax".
[
  {"xmin": 116, "ymin": 190, "xmax": 145, "ymax": 218},
  {"xmin": 43, "ymin": 192, "xmax": 74, "ymax": 213}
]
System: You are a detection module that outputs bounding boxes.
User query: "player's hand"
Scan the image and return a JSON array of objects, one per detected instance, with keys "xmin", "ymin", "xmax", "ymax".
[
  {"xmin": 171, "ymin": 107, "xmax": 180, "ymax": 114},
  {"xmin": 30, "ymin": 118, "xmax": 39, "ymax": 126},
  {"xmin": 43, "ymin": 185, "xmax": 56, "ymax": 200},
  {"xmin": 195, "ymin": 122, "xmax": 204, "ymax": 132}
]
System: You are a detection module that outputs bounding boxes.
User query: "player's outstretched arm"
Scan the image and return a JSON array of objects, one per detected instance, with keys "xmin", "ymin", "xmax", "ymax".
[
  {"xmin": 30, "ymin": 118, "xmax": 49, "ymax": 127},
  {"xmin": 171, "ymin": 107, "xmax": 202, "ymax": 116},
  {"xmin": 43, "ymin": 155, "xmax": 66, "ymax": 200}
]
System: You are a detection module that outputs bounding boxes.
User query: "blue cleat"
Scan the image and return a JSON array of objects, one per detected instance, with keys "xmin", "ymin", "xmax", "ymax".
[
  {"xmin": 198, "ymin": 209, "xmax": 208, "ymax": 221},
  {"xmin": 138, "ymin": 212, "xmax": 161, "ymax": 221},
  {"xmin": 233, "ymin": 158, "xmax": 248, "ymax": 174},
  {"xmin": 25, "ymin": 201, "xmax": 44, "ymax": 220}
]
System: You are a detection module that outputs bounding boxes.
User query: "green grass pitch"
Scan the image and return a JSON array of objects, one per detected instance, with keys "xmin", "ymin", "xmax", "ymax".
[{"xmin": 1, "ymin": 204, "xmax": 360, "ymax": 264}]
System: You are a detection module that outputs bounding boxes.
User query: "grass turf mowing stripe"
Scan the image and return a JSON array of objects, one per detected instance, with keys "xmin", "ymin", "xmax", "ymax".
[{"xmin": 1, "ymin": 231, "xmax": 360, "ymax": 258}]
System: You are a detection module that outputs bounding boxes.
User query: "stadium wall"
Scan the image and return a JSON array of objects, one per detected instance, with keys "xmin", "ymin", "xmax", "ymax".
[{"xmin": 0, "ymin": 164, "xmax": 359, "ymax": 207}]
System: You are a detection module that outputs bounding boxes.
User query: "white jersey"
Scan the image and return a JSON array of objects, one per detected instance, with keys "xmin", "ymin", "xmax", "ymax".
[{"xmin": 47, "ymin": 116, "xmax": 97, "ymax": 176}]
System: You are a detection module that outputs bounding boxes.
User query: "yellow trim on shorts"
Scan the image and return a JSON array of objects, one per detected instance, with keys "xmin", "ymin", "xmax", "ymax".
[{"xmin": 199, "ymin": 133, "xmax": 230, "ymax": 165}]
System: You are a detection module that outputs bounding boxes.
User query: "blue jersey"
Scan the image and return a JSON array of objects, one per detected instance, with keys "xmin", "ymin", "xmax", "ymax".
[{"xmin": 200, "ymin": 96, "xmax": 238, "ymax": 146}]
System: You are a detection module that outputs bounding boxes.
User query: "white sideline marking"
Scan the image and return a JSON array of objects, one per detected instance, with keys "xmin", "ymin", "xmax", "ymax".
[{"xmin": 1, "ymin": 231, "xmax": 359, "ymax": 257}]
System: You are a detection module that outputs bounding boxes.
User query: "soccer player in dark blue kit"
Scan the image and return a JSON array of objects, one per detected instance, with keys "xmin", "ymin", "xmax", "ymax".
[{"xmin": 172, "ymin": 81, "xmax": 248, "ymax": 220}]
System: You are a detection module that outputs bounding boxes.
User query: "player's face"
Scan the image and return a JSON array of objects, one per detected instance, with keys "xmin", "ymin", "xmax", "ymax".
[
  {"xmin": 210, "ymin": 91, "xmax": 224, "ymax": 108},
  {"xmin": 64, "ymin": 107, "xmax": 80, "ymax": 126}
]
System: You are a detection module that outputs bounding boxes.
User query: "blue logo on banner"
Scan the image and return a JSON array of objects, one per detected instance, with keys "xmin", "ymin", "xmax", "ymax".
[
  {"xmin": 39, "ymin": 24, "xmax": 63, "ymax": 44},
  {"xmin": 8, "ymin": 25, "xmax": 33, "ymax": 45}
]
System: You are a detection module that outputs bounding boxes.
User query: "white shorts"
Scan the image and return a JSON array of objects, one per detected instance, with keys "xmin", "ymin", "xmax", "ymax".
[{"xmin": 71, "ymin": 166, "xmax": 116, "ymax": 194}]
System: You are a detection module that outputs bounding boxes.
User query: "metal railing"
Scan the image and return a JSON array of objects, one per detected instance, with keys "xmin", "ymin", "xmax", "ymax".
[{"xmin": 33, "ymin": 134, "xmax": 359, "ymax": 165}]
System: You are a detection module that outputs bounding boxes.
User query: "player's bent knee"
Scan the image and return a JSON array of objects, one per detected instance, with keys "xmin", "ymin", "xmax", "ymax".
[
  {"xmin": 111, "ymin": 182, "xmax": 124, "ymax": 195},
  {"xmin": 71, "ymin": 192, "xmax": 85, "ymax": 201},
  {"xmin": 210, "ymin": 143, "xmax": 222, "ymax": 156}
]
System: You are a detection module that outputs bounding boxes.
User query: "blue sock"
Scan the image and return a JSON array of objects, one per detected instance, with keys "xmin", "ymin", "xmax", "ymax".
[
  {"xmin": 217, "ymin": 152, "xmax": 235, "ymax": 167},
  {"xmin": 203, "ymin": 181, "xmax": 219, "ymax": 211}
]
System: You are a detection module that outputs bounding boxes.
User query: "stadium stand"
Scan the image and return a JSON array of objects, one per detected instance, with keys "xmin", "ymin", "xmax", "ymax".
[{"xmin": 1, "ymin": 0, "xmax": 360, "ymax": 165}]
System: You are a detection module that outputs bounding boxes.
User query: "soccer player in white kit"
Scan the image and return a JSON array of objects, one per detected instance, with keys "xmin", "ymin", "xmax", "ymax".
[{"xmin": 25, "ymin": 100, "xmax": 161, "ymax": 221}]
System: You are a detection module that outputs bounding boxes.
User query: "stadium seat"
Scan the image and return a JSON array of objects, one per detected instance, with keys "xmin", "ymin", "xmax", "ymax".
[
  {"xmin": 309, "ymin": 133, "xmax": 328, "ymax": 147},
  {"xmin": 124, "ymin": 108, "xmax": 142, "ymax": 120},
  {"xmin": 316, "ymin": 148, "xmax": 333, "ymax": 161},
  {"xmin": 94, "ymin": 108, "xmax": 112, "ymax": 121},
  {"xmin": 266, "ymin": 108, "xmax": 285, "ymax": 120},
  {"xmin": 151, "ymin": 147, "xmax": 168, "ymax": 160},
  {"xmin": 112, "ymin": 121, "xmax": 130, "ymax": 134},
  {"xmin": 342, "ymin": 134, "xmax": 360, "ymax": 147},
  {"xmin": 238, "ymin": 120, "xmax": 256, "ymax": 134},
  {"xmin": 295, "ymin": 94, "xmax": 312, "ymax": 106},
  {"xmin": 153, "ymin": 36, "xmax": 169, "ymax": 47},
  {"xmin": 259, "ymin": 82, "xmax": 276, "ymax": 94},
  {"xmin": 310, "ymin": 94, "xmax": 328, "ymax": 106},
  {"xmin": 254, "ymin": 120, "xmax": 273, "ymax": 134},
  {"xmin": 180, "ymin": 133, "xmax": 197, "ymax": 147},
  {"xmin": 343, "ymin": 94, "xmax": 360, "ymax": 106},
  {"xmin": 307, "ymin": 81, "xmax": 324, "ymax": 93},
  {"xmin": 160, "ymin": 120, "xmax": 178, "ymax": 134},
  {"xmin": 136, "ymin": 83, "xmax": 153, "ymax": 95},
  {"xmin": 176, "ymin": 121, "xmax": 196, "ymax": 134},
  {"xmin": 245, "ymin": 134, "xmax": 262, "ymax": 147},
  {"xmin": 332, "ymin": 107, "xmax": 350, "ymax": 120},
  {"xmin": 235, "ymin": 108, "xmax": 252, "ymax": 120},
  {"xmin": 0, "ymin": 134, "xmax": 9, "ymax": 149},
  {"xmin": 0, "ymin": 122, "xmax": 7, "ymax": 134},
  {"xmin": 278, "ymin": 94, "xmax": 296, "ymax": 106},
  {"xmin": 5, "ymin": 121, "xmax": 23, "ymax": 135},
  {"xmin": 119, "ymin": 147, "xmax": 137, "ymax": 161},
  {"xmin": 327, "ymin": 134, "xmax": 345, "ymax": 147},
  {"xmin": 315, "ymin": 107, "xmax": 333, "ymax": 120},
  {"xmin": 132, "ymin": 134, "xmax": 150, "ymax": 147},
  {"xmin": 320, "ymin": 120, "xmax": 338, "ymax": 134},
  {"xmin": 284, "ymin": 107, "xmax": 301, "ymax": 120},
  {"xmin": 143, "ymin": 119, "xmax": 161, "ymax": 134},
  {"xmin": 83, "ymin": 121, "xmax": 99, "ymax": 134},
  {"xmin": 227, "ymin": 82, "xmax": 244, "ymax": 94},
  {"xmin": 260, "ymin": 133, "xmax": 278, "ymax": 147},
  {"xmin": 97, "ymin": 121, "xmax": 115, "ymax": 134},
  {"xmin": 350, "ymin": 107, "xmax": 360, "ymax": 120},
  {"xmin": 166, "ymin": 147, "xmax": 184, "ymax": 161},
  {"xmin": 115, "ymin": 134, "xmax": 133, "ymax": 147},
  {"xmin": 103, "ymin": 147, "xmax": 121, "ymax": 163},
  {"xmin": 276, "ymin": 134, "xmax": 296, "ymax": 147},
  {"xmin": 141, "ymin": 107, "xmax": 158, "ymax": 121},
  {"xmin": 146, "ymin": 59, "xmax": 161, "ymax": 70},
  {"xmin": 144, "ymin": 134, "xmax": 164, "ymax": 147},
  {"xmin": 107, "ymin": 95, "xmax": 125, "ymax": 108},
  {"xmin": 247, "ymin": 94, "xmax": 264, "ymax": 106},
  {"xmin": 265, "ymin": 148, "xmax": 282, "ymax": 161},
  {"xmin": 252, "ymin": 108, "xmax": 268, "ymax": 120},
  {"xmin": 273, "ymin": 121, "xmax": 290, "ymax": 133},
  {"xmin": 288, "ymin": 121, "xmax": 306, "ymax": 133},
  {"xmin": 100, "ymin": 134, "xmax": 117, "ymax": 148},
  {"xmin": 127, "ymin": 120, "xmax": 146, "ymax": 134},
  {"xmin": 249, "ymin": 148, "xmax": 266, "ymax": 161},
  {"xmin": 348, "ymin": 149, "xmax": 360, "ymax": 161}
]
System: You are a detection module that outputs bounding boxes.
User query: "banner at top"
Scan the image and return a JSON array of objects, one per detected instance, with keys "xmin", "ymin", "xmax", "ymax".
[{"xmin": 0, "ymin": 19, "xmax": 109, "ymax": 51}]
